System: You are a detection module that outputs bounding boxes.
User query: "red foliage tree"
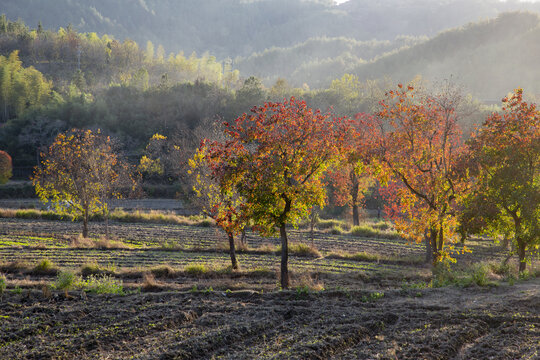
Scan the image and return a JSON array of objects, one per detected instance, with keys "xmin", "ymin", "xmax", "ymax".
[
  {"xmin": 206, "ymin": 97, "xmax": 349, "ymax": 288},
  {"xmin": 462, "ymin": 89, "xmax": 539, "ymax": 272},
  {"xmin": 0, "ymin": 150, "xmax": 12, "ymax": 184}
]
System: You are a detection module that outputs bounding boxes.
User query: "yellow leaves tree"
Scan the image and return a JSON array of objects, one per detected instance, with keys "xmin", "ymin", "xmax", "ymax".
[{"xmin": 33, "ymin": 129, "xmax": 137, "ymax": 238}]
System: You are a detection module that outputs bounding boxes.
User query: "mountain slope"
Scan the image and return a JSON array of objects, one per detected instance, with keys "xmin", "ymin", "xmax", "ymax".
[
  {"xmin": 352, "ymin": 12, "xmax": 540, "ymax": 98},
  {"xmin": 2, "ymin": 0, "xmax": 540, "ymax": 58}
]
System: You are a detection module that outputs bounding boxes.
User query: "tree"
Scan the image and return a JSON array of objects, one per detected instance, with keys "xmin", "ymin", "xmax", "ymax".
[
  {"xmin": 33, "ymin": 129, "xmax": 135, "ymax": 238},
  {"xmin": 462, "ymin": 89, "xmax": 539, "ymax": 272},
  {"xmin": 212, "ymin": 97, "xmax": 348, "ymax": 288},
  {"xmin": 189, "ymin": 142, "xmax": 247, "ymax": 270},
  {"xmin": 138, "ymin": 133, "xmax": 185, "ymax": 184},
  {"xmin": 0, "ymin": 150, "xmax": 12, "ymax": 184},
  {"xmin": 369, "ymin": 84, "xmax": 467, "ymax": 265},
  {"xmin": 328, "ymin": 113, "xmax": 373, "ymax": 226}
]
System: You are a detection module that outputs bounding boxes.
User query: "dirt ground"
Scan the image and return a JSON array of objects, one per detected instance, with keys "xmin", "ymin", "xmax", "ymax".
[{"xmin": 0, "ymin": 279, "xmax": 538, "ymax": 360}]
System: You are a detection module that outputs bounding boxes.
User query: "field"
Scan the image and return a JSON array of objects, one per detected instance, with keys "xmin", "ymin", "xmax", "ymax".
[{"xmin": 0, "ymin": 215, "xmax": 538, "ymax": 359}]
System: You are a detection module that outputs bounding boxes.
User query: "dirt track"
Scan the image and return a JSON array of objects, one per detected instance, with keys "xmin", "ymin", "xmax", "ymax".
[{"xmin": 1, "ymin": 280, "xmax": 538, "ymax": 359}]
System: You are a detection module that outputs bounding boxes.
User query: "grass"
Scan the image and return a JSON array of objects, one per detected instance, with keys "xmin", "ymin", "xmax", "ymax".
[
  {"xmin": 80, "ymin": 262, "xmax": 116, "ymax": 276},
  {"xmin": 70, "ymin": 235, "xmax": 131, "ymax": 249},
  {"xmin": 327, "ymin": 250, "xmax": 423, "ymax": 265},
  {"xmin": 275, "ymin": 243, "xmax": 322, "ymax": 258},
  {"xmin": 184, "ymin": 264, "xmax": 209, "ymax": 276},
  {"xmin": 110, "ymin": 209, "xmax": 214, "ymax": 227},
  {"xmin": 349, "ymin": 224, "xmax": 400, "ymax": 239},
  {"xmin": 0, "ymin": 207, "xmax": 215, "ymax": 227}
]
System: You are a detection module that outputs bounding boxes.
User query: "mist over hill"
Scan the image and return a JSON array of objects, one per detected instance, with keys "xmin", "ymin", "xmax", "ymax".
[
  {"xmin": 351, "ymin": 12, "xmax": 540, "ymax": 99},
  {"xmin": 2, "ymin": 0, "xmax": 540, "ymax": 59}
]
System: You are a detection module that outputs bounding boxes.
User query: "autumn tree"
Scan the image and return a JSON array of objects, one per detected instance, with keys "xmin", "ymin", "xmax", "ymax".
[
  {"xmin": 212, "ymin": 97, "xmax": 348, "ymax": 288},
  {"xmin": 462, "ymin": 89, "xmax": 539, "ymax": 272},
  {"xmin": 329, "ymin": 113, "xmax": 373, "ymax": 226},
  {"xmin": 369, "ymin": 84, "xmax": 467, "ymax": 265},
  {"xmin": 0, "ymin": 150, "xmax": 12, "ymax": 184},
  {"xmin": 33, "ymin": 129, "xmax": 135, "ymax": 238},
  {"xmin": 189, "ymin": 142, "xmax": 248, "ymax": 270}
]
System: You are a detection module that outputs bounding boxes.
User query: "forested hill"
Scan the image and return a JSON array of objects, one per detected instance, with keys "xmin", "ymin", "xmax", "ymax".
[{"xmin": 2, "ymin": 0, "xmax": 540, "ymax": 58}]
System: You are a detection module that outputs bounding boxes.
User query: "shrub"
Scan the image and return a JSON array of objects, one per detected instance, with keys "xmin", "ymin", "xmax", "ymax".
[
  {"xmin": 33, "ymin": 259, "xmax": 58, "ymax": 275},
  {"xmin": 81, "ymin": 274, "xmax": 124, "ymax": 294},
  {"xmin": 329, "ymin": 225, "xmax": 344, "ymax": 235},
  {"xmin": 142, "ymin": 272, "xmax": 160, "ymax": 292},
  {"xmin": 0, "ymin": 274, "xmax": 6, "ymax": 295},
  {"xmin": 55, "ymin": 271, "xmax": 78, "ymax": 296},
  {"xmin": 150, "ymin": 265, "xmax": 176, "ymax": 278},
  {"xmin": 0, "ymin": 150, "xmax": 12, "ymax": 185},
  {"xmin": 470, "ymin": 263, "xmax": 491, "ymax": 286}
]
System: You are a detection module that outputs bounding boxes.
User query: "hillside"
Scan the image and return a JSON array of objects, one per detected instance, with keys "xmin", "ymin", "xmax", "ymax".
[
  {"xmin": 2, "ymin": 0, "xmax": 540, "ymax": 59},
  {"xmin": 351, "ymin": 12, "xmax": 540, "ymax": 99}
]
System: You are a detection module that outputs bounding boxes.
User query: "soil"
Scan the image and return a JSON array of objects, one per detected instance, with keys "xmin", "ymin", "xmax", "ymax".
[
  {"xmin": 0, "ymin": 280, "xmax": 538, "ymax": 359},
  {"xmin": 0, "ymin": 217, "xmax": 537, "ymax": 359}
]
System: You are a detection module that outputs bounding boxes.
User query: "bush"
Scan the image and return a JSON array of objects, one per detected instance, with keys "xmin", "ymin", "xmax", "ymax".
[
  {"xmin": 81, "ymin": 274, "xmax": 124, "ymax": 294},
  {"xmin": 55, "ymin": 271, "xmax": 78, "ymax": 295},
  {"xmin": 329, "ymin": 225, "xmax": 344, "ymax": 235},
  {"xmin": 0, "ymin": 274, "xmax": 6, "ymax": 295},
  {"xmin": 150, "ymin": 265, "xmax": 176, "ymax": 278},
  {"xmin": 470, "ymin": 263, "xmax": 491, "ymax": 286},
  {"xmin": 0, "ymin": 150, "xmax": 12, "ymax": 185},
  {"xmin": 33, "ymin": 259, "xmax": 58, "ymax": 275}
]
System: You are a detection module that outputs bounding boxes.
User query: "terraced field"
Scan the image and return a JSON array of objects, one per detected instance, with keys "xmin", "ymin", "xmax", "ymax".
[{"xmin": 0, "ymin": 217, "xmax": 538, "ymax": 359}]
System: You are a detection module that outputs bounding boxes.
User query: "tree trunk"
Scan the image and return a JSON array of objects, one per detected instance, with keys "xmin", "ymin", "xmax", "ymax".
[
  {"xmin": 105, "ymin": 213, "xmax": 109, "ymax": 240},
  {"xmin": 280, "ymin": 222, "xmax": 289, "ymax": 289},
  {"xmin": 424, "ymin": 229, "xmax": 432, "ymax": 264},
  {"xmin": 82, "ymin": 207, "xmax": 89, "ymax": 238},
  {"xmin": 351, "ymin": 170, "xmax": 360, "ymax": 226},
  {"xmin": 310, "ymin": 214, "xmax": 315, "ymax": 247},
  {"xmin": 352, "ymin": 204, "xmax": 360, "ymax": 227},
  {"xmin": 240, "ymin": 229, "xmax": 247, "ymax": 247},
  {"xmin": 228, "ymin": 232, "xmax": 238, "ymax": 270},
  {"xmin": 517, "ymin": 238, "xmax": 527, "ymax": 273},
  {"xmin": 437, "ymin": 225, "xmax": 444, "ymax": 253},
  {"xmin": 430, "ymin": 228, "xmax": 439, "ymax": 267}
]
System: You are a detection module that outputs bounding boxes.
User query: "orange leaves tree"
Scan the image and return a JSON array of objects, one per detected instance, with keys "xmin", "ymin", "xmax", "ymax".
[
  {"xmin": 462, "ymin": 89, "xmax": 539, "ymax": 272},
  {"xmin": 0, "ymin": 150, "xmax": 12, "ymax": 184},
  {"xmin": 33, "ymin": 129, "xmax": 136, "ymax": 238},
  {"xmin": 369, "ymin": 85, "xmax": 466, "ymax": 265},
  {"xmin": 328, "ymin": 113, "xmax": 374, "ymax": 226},
  {"xmin": 206, "ymin": 97, "xmax": 348, "ymax": 288}
]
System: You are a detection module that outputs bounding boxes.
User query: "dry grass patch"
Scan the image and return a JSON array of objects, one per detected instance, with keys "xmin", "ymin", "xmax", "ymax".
[
  {"xmin": 69, "ymin": 235, "xmax": 130, "ymax": 249},
  {"xmin": 292, "ymin": 273, "xmax": 325, "ymax": 292}
]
